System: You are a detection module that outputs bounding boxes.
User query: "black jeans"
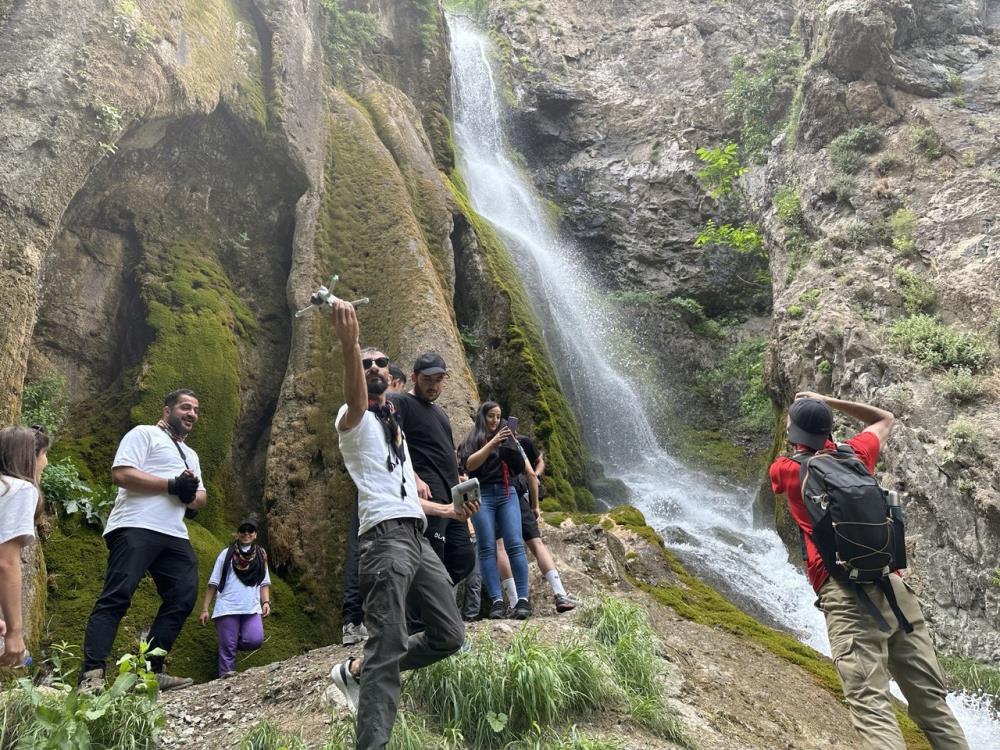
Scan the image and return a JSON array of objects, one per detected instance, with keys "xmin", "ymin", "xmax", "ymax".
[
  {"xmin": 82, "ymin": 527, "xmax": 198, "ymax": 674},
  {"xmin": 424, "ymin": 512, "xmax": 476, "ymax": 584},
  {"xmin": 341, "ymin": 494, "xmax": 363, "ymax": 627},
  {"xmin": 357, "ymin": 518, "xmax": 464, "ymax": 750}
]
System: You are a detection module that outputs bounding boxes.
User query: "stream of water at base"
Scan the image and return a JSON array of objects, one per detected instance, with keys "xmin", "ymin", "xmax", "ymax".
[{"xmin": 447, "ymin": 15, "xmax": 998, "ymax": 747}]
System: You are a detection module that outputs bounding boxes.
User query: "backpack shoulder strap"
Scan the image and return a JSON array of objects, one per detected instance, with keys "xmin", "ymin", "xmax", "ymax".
[{"xmin": 217, "ymin": 546, "xmax": 235, "ymax": 594}]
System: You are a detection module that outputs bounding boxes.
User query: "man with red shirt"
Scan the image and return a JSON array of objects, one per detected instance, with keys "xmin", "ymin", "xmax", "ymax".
[{"xmin": 770, "ymin": 391, "xmax": 968, "ymax": 750}]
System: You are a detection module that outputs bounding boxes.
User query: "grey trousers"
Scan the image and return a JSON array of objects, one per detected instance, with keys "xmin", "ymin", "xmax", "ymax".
[
  {"xmin": 356, "ymin": 518, "xmax": 464, "ymax": 750},
  {"xmin": 818, "ymin": 575, "xmax": 969, "ymax": 750}
]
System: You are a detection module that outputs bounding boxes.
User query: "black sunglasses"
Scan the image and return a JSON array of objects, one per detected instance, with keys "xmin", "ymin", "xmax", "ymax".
[
  {"xmin": 238, "ymin": 526, "xmax": 256, "ymax": 534},
  {"xmin": 31, "ymin": 424, "xmax": 47, "ymax": 434},
  {"xmin": 362, "ymin": 357, "xmax": 389, "ymax": 370}
]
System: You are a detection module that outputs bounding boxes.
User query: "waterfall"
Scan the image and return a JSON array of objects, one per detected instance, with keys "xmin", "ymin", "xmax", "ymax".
[{"xmin": 447, "ymin": 15, "xmax": 998, "ymax": 747}]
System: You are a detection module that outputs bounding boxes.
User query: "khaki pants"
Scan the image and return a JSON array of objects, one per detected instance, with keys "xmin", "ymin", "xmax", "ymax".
[{"xmin": 818, "ymin": 576, "xmax": 969, "ymax": 750}]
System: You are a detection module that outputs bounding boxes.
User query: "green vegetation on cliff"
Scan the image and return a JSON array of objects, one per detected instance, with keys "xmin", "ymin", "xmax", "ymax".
[{"xmin": 446, "ymin": 174, "xmax": 593, "ymax": 511}]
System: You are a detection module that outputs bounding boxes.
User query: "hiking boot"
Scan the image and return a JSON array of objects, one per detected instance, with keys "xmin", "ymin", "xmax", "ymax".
[
  {"xmin": 512, "ymin": 598, "xmax": 532, "ymax": 620},
  {"xmin": 341, "ymin": 622, "xmax": 368, "ymax": 646},
  {"xmin": 554, "ymin": 593, "xmax": 579, "ymax": 613},
  {"xmin": 154, "ymin": 672, "xmax": 194, "ymax": 691},
  {"xmin": 77, "ymin": 668, "xmax": 105, "ymax": 695},
  {"xmin": 487, "ymin": 599, "xmax": 506, "ymax": 620},
  {"xmin": 329, "ymin": 657, "xmax": 361, "ymax": 714}
]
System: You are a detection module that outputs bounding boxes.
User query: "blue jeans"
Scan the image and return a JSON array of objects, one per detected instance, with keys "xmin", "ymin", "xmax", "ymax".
[{"xmin": 471, "ymin": 484, "xmax": 529, "ymax": 602}]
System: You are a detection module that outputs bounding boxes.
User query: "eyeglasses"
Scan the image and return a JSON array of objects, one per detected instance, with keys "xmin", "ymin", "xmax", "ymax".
[
  {"xmin": 362, "ymin": 357, "xmax": 389, "ymax": 370},
  {"xmin": 31, "ymin": 424, "xmax": 47, "ymax": 434},
  {"xmin": 238, "ymin": 526, "xmax": 256, "ymax": 534}
]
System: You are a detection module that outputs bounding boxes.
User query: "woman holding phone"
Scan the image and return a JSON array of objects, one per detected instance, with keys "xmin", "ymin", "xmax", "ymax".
[{"xmin": 458, "ymin": 402, "xmax": 532, "ymax": 620}]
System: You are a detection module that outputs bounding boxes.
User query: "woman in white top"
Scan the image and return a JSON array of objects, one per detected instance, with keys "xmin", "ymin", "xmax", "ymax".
[
  {"xmin": 199, "ymin": 517, "xmax": 271, "ymax": 678},
  {"xmin": 0, "ymin": 425, "xmax": 49, "ymax": 666}
]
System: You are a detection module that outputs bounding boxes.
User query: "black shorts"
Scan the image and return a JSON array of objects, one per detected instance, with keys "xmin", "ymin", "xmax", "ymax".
[{"xmin": 495, "ymin": 494, "xmax": 541, "ymax": 542}]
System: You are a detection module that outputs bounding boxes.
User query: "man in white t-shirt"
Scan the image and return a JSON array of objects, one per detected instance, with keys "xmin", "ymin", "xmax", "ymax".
[
  {"xmin": 78, "ymin": 389, "xmax": 207, "ymax": 693},
  {"xmin": 325, "ymin": 300, "xmax": 465, "ymax": 750}
]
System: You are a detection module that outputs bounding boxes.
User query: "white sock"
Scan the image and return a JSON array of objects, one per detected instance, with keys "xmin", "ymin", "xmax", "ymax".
[
  {"xmin": 545, "ymin": 569, "xmax": 566, "ymax": 597},
  {"xmin": 502, "ymin": 577, "xmax": 518, "ymax": 607}
]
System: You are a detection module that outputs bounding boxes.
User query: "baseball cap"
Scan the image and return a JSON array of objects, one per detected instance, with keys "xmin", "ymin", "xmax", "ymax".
[
  {"xmin": 238, "ymin": 517, "xmax": 258, "ymax": 532},
  {"xmin": 788, "ymin": 398, "xmax": 833, "ymax": 450},
  {"xmin": 413, "ymin": 351, "xmax": 448, "ymax": 375}
]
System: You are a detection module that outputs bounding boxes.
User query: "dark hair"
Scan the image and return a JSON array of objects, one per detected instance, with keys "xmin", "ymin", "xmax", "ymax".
[
  {"xmin": 33, "ymin": 427, "xmax": 51, "ymax": 456},
  {"xmin": 458, "ymin": 401, "xmax": 501, "ymax": 463},
  {"xmin": 164, "ymin": 389, "xmax": 198, "ymax": 408},
  {"xmin": 0, "ymin": 426, "xmax": 40, "ymax": 489},
  {"xmin": 389, "ymin": 364, "xmax": 406, "ymax": 383}
]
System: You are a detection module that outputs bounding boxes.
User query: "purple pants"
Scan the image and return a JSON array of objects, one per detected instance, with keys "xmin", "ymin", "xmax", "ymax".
[{"xmin": 214, "ymin": 613, "xmax": 264, "ymax": 677}]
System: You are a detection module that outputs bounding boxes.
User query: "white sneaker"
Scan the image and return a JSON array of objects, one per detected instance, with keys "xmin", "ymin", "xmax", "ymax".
[
  {"xmin": 329, "ymin": 658, "xmax": 361, "ymax": 713},
  {"xmin": 341, "ymin": 622, "xmax": 368, "ymax": 645}
]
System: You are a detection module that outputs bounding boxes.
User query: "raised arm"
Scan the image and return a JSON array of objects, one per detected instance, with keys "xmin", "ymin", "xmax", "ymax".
[
  {"xmin": 329, "ymin": 300, "xmax": 366, "ymax": 432},
  {"xmin": 795, "ymin": 391, "xmax": 895, "ymax": 446}
]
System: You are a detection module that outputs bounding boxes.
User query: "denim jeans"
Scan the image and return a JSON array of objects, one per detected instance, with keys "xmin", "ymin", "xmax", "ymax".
[{"xmin": 470, "ymin": 483, "xmax": 528, "ymax": 602}]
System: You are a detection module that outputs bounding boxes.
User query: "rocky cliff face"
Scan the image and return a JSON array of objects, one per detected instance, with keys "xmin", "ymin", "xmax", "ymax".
[
  {"xmin": 0, "ymin": 0, "xmax": 588, "ymax": 677},
  {"xmin": 488, "ymin": 0, "xmax": 999, "ymax": 662}
]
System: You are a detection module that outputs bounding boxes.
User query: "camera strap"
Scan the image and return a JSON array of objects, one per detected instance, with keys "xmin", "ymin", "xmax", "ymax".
[{"xmin": 158, "ymin": 423, "xmax": 190, "ymax": 471}]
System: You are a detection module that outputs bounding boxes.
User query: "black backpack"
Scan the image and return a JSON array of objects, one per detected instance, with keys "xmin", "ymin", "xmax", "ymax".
[{"xmin": 793, "ymin": 444, "xmax": 912, "ymax": 633}]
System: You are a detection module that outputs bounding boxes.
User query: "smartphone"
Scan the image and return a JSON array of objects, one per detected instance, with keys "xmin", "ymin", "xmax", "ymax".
[
  {"xmin": 506, "ymin": 416, "xmax": 519, "ymax": 434},
  {"xmin": 451, "ymin": 477, "xmax": 481, "ymax": 514}
]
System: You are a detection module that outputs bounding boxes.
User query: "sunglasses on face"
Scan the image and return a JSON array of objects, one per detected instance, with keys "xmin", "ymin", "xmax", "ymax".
[
  {"xmin": 362, "ymin": 357, "xmax": 389, "ymax": 370},
  {"xmin": 238, "ymin": 526, "xmax": 256, "ymax": 534}
]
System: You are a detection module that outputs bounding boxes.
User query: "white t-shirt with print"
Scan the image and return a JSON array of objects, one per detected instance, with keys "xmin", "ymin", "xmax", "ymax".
[
  {"xmin": 208, "ymin": 547, "xmax": 271, "ymax": 619},
  {"xmin": 336, "ymin": 405, "xmax": 425, "ymax": 536},
  {"xmin": 0, "ymin": 476, "xmax": 37, "ymax": 546},
  {"xmin": 104, "ymin": 425, "xmax": 205, "ymax": 540}
]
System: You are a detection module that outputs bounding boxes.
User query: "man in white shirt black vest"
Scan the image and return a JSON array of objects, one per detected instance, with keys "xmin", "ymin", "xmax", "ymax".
[
  {"xmin": 78, "ymin": 389, "xmax": 207, "ymax": 693},
  {"xmin": 326, "ymin": 299, "xmax": 464, "ymax": 750}
]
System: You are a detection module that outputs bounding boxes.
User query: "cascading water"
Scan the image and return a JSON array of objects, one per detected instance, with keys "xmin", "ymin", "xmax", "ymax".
[{"xmin": 448, "ymin": 15, "xmax": 998, "ymax": 747}]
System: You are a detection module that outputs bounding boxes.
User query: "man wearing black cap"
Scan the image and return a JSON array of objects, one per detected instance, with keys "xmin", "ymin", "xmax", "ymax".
[
  {"xmin": 387, "ymin": 351, "xmax": 477, "ymax": 585},
  {"xmin": 770, "ymin": 391, "xmax": 968, "ymax": 750}
]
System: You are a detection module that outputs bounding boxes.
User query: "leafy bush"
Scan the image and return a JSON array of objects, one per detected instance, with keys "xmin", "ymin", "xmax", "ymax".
[
  {"xmin": 0, "ymin": 641, "xmax": 165, "ymax": 749},
  {"xmin": 874, "ymin": 154, "xmax": 901, "ymax": 176},
  {"xmin": 829, "ymin": 124, "xmax": 882, "ymax": 173},
  {"xmin": 725, "ymin": 44, "xmax": 802, "ymax": 162},
  {"xmin": 889, "ymin": 315, "xmax": 991, "ymax": 371},
  {"xmin": 934, "ymin": 367, "xmax": 984, "ymax": 403},
  {"xmin": 669, "ymin": 297, "xmax": 725, "ymax": 339},
  {"xmin": 946, "ymin": 419, "xmax": 981, "ymax": 455},
  {"xmin": 799, "ymin": 288, "xmax": 821, "ymax": 307},
  {"xmin": 321, "ymin": 0, "xmax": 379, "ymax": 65},
  {"xmin": 894, "ymin": 268, "xmax": 935, "ymax": 314},
  {"xmin": 41, "ymin": 457, "xmax": 115, "ymax": 529},
  {"xmin": 787, "ymin": 305, "xmax": 804, "ymax": 319},
  {"xmin": 20, "ymin": 373, "xmax": 69, "ymax": 435},
  {"xmin": 827, "ymin": 173, "xmax": 856, "ymax": 205},
  {"xmin": 694, "ymin": 220, "xmax": 765, "ymax": 258},
  {"xmin": 694, "ymin": 338, "xmax": 772, "ymax": 435},
  {"xmin": 774, "ymin": 186, "xmax": 804, "ymax": 228},
  {"xmin": 695, "ymin": 143, "xmax": 747, "ymax": 200},
  {"xmin": 912, "ymin": 126, "xmax": 943, "ymax": 159},
  {"xmin": 607, "ymin": 291, "xmax": 662, "ymax": 308},
  {"xmin": 845, "ymin": 218, "xmax": 891, "ymax": 249},
  {"xmin": 890, "ymin": 209, "xmax": 918, "ymax": 255}
]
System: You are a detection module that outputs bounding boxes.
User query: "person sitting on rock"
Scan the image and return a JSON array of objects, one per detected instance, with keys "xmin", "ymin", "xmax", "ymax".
[
  {"xmin": 324, "ymin": 299, "xmax": 464, "ymax": 749},
  {"xmin": 458, "ymin": 402, "xmax": 532, "ymax": 620},
  {"xmin": 0, "ymin": 425, "xmax": 49, "ymax": 667},
  {"xmin": 495, "ymin": 429, "xmax": 578, "ymax": 614},
  {"xmin": 199, "ymin": 517, "xmax": 271, "ymax": 679}
]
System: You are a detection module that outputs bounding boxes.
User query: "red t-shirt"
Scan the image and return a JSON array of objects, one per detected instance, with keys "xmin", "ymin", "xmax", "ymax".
[{"xmin": 769, "ymin": 431, "xmax": 882, "ymax": 593}]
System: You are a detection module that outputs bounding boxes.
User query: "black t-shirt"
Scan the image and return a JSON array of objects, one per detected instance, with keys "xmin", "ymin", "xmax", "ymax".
[
  {"xmin": 387, "ymin": 392, "xmax": 459, "ymax": 504},
  {"xmin": 512, "ymin": 436, "xmax": 539, "ymax": 496},
  {"xmin": 470, "ymin": 439, "xmax": 525, "ymax": 488}
]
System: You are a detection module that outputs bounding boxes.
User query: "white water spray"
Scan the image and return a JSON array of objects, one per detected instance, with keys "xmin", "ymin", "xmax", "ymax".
[{"xmin": 448, "ymin": 15, "xmax": 998, "ymax": 747}]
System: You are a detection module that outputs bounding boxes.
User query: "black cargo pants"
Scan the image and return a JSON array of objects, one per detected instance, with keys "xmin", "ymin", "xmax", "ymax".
[{"xmin": 356, "ymin": 517, "xmax": 464, "ymax": 750}]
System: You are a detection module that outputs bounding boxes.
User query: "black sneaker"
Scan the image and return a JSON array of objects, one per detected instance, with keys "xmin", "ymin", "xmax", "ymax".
[
  {"xmin": 512, "ymin": 598, "xmax": 532, "ymax": 620},
  {"xmin": 488, "ymin": 599, "xmax": 506, "ymax": 620}
]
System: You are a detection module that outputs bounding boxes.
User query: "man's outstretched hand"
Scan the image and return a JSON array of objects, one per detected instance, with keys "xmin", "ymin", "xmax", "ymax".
[{"xmin": 328, "ymin": 299, "xmax": 359, "ymax": 345}]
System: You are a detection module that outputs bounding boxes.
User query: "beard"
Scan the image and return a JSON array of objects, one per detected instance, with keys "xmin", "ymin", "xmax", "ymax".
[
  {"xmin": 167, "ymin": 413, "xmax": 192, "ymax": 436},
  {"xmin": 367, "ymin": 375, "xmax": 388, "ymax": 396}
]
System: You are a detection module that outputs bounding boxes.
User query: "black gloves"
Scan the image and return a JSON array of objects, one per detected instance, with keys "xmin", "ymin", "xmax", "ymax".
[{"xmin": 168, "ymin": 472, "xmax": 200, "ymax": 504}]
